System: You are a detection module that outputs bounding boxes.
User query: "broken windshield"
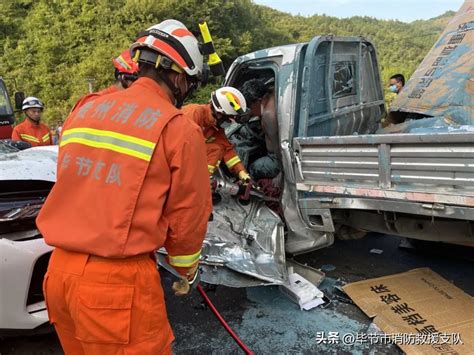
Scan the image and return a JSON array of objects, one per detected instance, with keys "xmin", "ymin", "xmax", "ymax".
[{"xmin": 333, "ymin": 61, "xmax": 356, "ymax": 98}]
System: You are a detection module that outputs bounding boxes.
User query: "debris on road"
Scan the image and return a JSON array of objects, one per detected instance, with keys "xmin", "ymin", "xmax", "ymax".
[
  {"xmin": 343, "ymin": 268, "xmax": 474, "ymax": 354},
  {"xmin": 321, "ymin": 264, "xmax": 336, "ymax": 272},
  {"xmin": 279, "ymin": 267, "xmax": 325, "ymax": 310}
]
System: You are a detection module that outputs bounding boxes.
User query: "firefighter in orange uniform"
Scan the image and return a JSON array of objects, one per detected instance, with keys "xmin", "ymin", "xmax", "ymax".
[
  {"xmin": 36, "ymin": 19, "xmax": 211, "ymax": 354},
  {"xmin": 12, "ymin": 96, "xmax": 52, "ymax": 146},
  {"xmin": 71, "ymin": 48, "xmax": 139, "ymax": 113},
  {"xmin": 183, "ymin": 87, "xmax": 251, "ymax": 182}
]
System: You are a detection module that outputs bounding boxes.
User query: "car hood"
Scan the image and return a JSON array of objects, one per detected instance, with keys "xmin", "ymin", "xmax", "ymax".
[
  {"xmin": 0, "ymin": 146, "xmax": 288, "ymax": 288},
  {"xmin": 0, "ymin": 146, "xmax": 58, "ymax": 182}
]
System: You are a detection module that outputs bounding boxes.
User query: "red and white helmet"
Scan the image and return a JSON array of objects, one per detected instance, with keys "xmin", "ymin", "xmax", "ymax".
[
  {"xmin": 130, "ymin": 19, "xmax": 203, "ymax": 79},
  {"xmin": 211, "ymin": 87, "xmax": 248, "ymax": 117},
  {"xmin": 112, "ymin": 49, "xmax": 138, "ymax": 75}
]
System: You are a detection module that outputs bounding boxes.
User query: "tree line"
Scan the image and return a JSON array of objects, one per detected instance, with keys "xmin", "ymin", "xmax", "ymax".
[{"xmin": 0, "ymin": 0, "xmax": 453, "ymax": 124}]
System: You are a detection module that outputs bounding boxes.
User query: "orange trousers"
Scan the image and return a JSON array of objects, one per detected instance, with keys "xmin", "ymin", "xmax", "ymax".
[{"xmin": 43, "ymin": 248, "xmax": 174, "ymax": 355}]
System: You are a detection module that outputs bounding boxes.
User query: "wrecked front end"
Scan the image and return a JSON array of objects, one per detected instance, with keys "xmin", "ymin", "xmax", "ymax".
[
  {"xmin": 0, "ymin": 145, "xmax": 56, "ymax": 332},
  {"xmin": 201, "ymin": 177, "xmax": 287, "ymax": 287}
]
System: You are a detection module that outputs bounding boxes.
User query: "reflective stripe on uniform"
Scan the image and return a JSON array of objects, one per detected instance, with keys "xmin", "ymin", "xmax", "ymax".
[
  {"xmin": 225, "ymin": 156, "xmax": 241, "ymax": 169},
  {"xmin": 168, "ymin": 250, "xmax": 201, "ymax": 268},
  {"xmin": 206, "ymin": 136, "xmax": 216, "ymax": 143},
  {"xmin": 60, "ymin": 127, "xmax": 156, "ymax": 161},
  {"xmin": 208, "ymin": 165, "xmax": 216, "ymax": 174},
  {"xmin": 42, "ymin": 133, "xmax": 50, "ymax": 142},
  {"xmin": 20, "ymin": 134, "xmax": 40, "ymax": 143}
]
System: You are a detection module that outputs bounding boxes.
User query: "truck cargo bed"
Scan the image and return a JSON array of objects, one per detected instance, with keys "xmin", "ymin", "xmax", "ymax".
[{"xmin": 294, "ymin": 132, "xmax": 474, "ymax": 213}]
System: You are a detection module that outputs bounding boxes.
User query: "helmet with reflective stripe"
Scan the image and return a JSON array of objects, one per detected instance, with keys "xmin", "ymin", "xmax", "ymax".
[
  {"xmin": 130, "ymin": 19, "xmax": 203, "ymax": 79},
  {"xmin": 211, "ymin": 87, "xmax": 248, "ymax": 117},
  {"xmin": 22, "ymin": 96, "xmax": 44, "ymax": 111},
  {"xmin": 112, "ymin": 49, "xmax": 139, "ymax": 75}
]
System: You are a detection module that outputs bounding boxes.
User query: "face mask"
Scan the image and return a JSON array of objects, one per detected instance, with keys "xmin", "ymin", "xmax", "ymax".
[
  {"xmin": 157, "ymin": 71, "xmax": 190, "ymax": 109},
  {"xmin": 389, "ymin": 84, "xmax": 399, "ymax": 93},
  {"xmin": 174, "ymin": 75, "xmax": 199, "ymax": 109}
]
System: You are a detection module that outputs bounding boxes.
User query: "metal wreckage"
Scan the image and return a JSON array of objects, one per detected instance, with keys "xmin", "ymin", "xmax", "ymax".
[
  {"xmin": 198, "ymin": 0, "xmax": 474, "ymax": 286},
  {"xmin": 0, "ymin": 0, "xmax": 473, "ymax": 332}
]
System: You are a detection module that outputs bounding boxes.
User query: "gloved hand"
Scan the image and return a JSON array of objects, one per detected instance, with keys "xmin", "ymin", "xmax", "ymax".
[
  {"xmin": 210, "ymin": 175, "xmax": 216, "ymax": 189},
  {"xmin": 172, "ymin": 277, "xmax": 190, "ymax": 296},
  {"xmin": 172, "ymin": 264, "xmax": 200, "ymax": 296},
  {"xmin": 238, "ymin": 170, "xmax": 251, "ymax": 183}
]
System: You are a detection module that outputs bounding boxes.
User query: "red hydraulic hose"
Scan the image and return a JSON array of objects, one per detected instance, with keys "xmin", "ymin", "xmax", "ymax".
[{"xmin": 197, "ymin": 284, "xmax": 254, "ymax": 355}]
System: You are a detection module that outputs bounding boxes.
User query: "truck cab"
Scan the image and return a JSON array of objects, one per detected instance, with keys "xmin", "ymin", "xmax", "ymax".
[
  {"xmin": 222, "ymin": 16, "xmax": 473, "ymax": 255},
  {"xmin": 0, "ymin": 77, "xmax": 15, "ymax": 139},
  {"xmin": 224, "ymin": 35, "xmax": 387, "ymax": 254}
]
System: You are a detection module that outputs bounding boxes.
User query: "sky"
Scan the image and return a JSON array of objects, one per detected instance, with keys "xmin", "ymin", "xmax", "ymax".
[{"xmin": 254, "ymin": 0, "xmax": 465, "ymax": 22}]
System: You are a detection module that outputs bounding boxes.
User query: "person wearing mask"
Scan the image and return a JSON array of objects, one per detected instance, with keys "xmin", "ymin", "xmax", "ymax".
[
  {"xmin": 37, "ymin": 19, "xmax": 211, "ymax": 354},
  {"xmin": 385, "ymin": 73, "xmax": 405, "ymax": 109},
  {"xmin": 12, "ymin": 96, "xmax": 52, "ymax": 146},
  {"xmin": 183, "ymin": 87, "xmax": 251, "ymax": 182},
  {"xmin": 389, "ymin": 73, "xmax": 405, "ymax": 94}
]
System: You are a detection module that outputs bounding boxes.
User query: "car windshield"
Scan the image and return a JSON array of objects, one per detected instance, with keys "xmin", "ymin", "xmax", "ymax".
[{"xmin": 0, "ymin": 80, "xmax": 13, "ymax": 117}]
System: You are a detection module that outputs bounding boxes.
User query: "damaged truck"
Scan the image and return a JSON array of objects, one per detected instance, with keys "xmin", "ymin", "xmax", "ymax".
[
  {"xmin": 1, "ymin": 1, "xmax": 472, "ymax": 332},
  {"xmin": 203, "ymin": 1, "xmax": 473, "ymax": 286}
]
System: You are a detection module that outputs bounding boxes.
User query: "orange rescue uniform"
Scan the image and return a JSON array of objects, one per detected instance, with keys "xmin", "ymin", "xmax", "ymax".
[
  {"xmin": 70, "ymin": 85, "xmax": 120, "ymax": 114},
  {"xmin": 183, "ymin": 103, "xmax": 245, "ymax": 175},
  {"xmin": 36, "ymin": 77, "xmax": 211, "ymax": 354},
  {"xmin": 11, "ymin": 118, "xmax": 52, "ymax": 146},
  {"xmin": 60, "ymin": 86, "xmax": 121, "ymax": 144}
]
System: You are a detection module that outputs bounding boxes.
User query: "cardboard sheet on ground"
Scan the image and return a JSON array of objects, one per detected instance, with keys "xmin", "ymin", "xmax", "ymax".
[{"xmin": 343, "ymin": 268, "xmax": 473, "ymax": 354}]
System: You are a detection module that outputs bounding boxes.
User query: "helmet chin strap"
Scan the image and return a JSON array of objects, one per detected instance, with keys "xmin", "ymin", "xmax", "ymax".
[
  {"xmin": 118, "ymin": 73, "xmax": 138, "ymax": 89},
  {"xmin": 156, "ymin": 71, "xmax": 186, "ymax": 108},
  {"xmin": 210, "ymin": 107, "xmax": 226, "ymax": 127}
]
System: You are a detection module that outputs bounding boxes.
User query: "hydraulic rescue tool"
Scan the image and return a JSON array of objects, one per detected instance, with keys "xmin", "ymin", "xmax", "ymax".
[{"xmin": 211, "ymin": 176, "xmax": 279, "ymax": 202}]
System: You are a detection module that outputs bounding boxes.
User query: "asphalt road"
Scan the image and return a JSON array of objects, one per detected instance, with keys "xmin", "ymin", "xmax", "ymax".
[{"xmin": 1, "ymin": 233, "xmax": 473, "ymax": 354}]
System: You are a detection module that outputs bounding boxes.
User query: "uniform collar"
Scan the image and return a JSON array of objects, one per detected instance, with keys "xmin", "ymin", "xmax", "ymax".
[
  {"xmin": 101, "ymin": 85, "xmax": 120, "ymax": 95},
  {"xmin": 131, "ymin": 77, "xmax": 174, "ymax": 104},
  {"xmin": 203, "ymin": 104, "xmax": 219, "ymax": 129},
  {"xmin": 23, "ymin": 117, "xmax": 41, "ymax": 128}
]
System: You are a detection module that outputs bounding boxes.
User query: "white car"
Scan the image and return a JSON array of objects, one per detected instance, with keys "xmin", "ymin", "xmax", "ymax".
[{"xmin": 0, "ymin": 142, "xmax": 57, "ymax": 334}]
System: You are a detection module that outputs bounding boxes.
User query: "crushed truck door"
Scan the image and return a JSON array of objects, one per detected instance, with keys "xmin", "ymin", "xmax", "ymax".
[{"xmin": 290, "ymin": 36, "xmax": 385, "ymax": 236}]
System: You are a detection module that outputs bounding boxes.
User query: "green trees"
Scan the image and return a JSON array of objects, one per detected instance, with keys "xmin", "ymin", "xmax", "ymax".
[{"xmin": 0, "ymin": 0, "xmax": 451, "ymax": 124}]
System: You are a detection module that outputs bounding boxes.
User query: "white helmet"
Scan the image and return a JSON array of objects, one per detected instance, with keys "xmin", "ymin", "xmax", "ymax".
[
  {"xmin": 130, "ymin": 19, "xmax": 203, "ymax": 79},
  {"xmin": 211, "ymin": 87, "xmax": 248, "ymax": 117},
  {"xmin": 22, "ymin": 96, "xmax": 44, "ymax": 111}
]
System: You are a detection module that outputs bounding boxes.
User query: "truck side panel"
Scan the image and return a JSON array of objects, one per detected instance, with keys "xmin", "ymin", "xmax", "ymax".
[{"xmin": 294, "ymin": 132, "xmax": 474, "ymax": 213}]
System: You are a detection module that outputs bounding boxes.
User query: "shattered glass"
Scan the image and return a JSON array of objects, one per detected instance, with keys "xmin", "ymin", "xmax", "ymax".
[{"xmin": 332, "ymin": 61, "xmax": 355, "ymax": 98}]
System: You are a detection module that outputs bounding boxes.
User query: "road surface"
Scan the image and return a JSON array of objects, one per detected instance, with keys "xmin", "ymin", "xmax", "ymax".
[{"xmin": 1, "ymin": 233, "xmax": 472, "ymax": 354}]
